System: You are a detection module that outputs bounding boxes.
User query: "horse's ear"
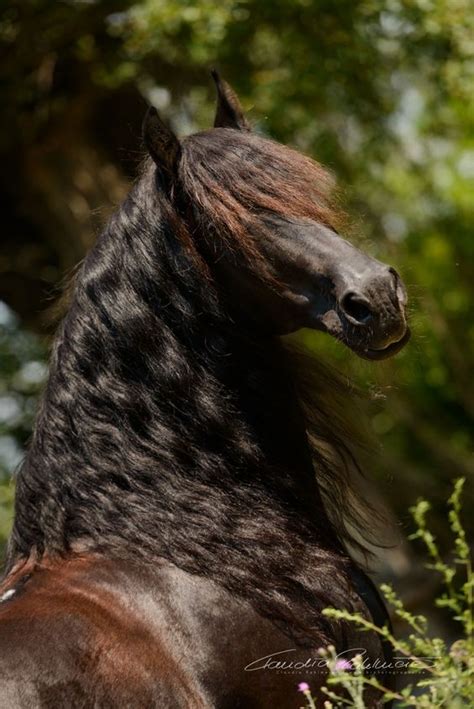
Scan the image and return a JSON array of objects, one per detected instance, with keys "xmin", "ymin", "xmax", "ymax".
[
  {"xmin": 142, "ymin": 106, "xmax": 181, "ymax": 180},
  {"xmin": 212, "ymin": 70, "xmax": 251, "ymax": 131}
]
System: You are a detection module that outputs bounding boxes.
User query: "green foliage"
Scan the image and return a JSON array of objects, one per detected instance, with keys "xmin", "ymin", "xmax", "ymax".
[
  {"xmin": 0, "ymin": 304, "xmax": 47, "ymax": 552},
  {"xmin": 0, "ymin": 482, "xmax": 14, "ymax": 556},
  {"xmin": 298, "ymin": 479, "xmax": 474, "ymax": 708}
]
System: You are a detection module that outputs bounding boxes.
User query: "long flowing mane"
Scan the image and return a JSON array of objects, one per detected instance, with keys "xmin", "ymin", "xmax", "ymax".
[{"xmin": 7, "ymin": 128, "xmax": 378, "ymax": 646}]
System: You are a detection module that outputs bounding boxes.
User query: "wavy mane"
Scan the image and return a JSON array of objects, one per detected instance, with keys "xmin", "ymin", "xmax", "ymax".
[{"xmin": 7, "ymin": 128, "xmax": 381, "ymax": 646}]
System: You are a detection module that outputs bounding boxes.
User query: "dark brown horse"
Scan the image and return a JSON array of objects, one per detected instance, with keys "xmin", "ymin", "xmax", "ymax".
[{"xmin": 0, "ymin": 74, "xmax": 409, "ymax": 708}]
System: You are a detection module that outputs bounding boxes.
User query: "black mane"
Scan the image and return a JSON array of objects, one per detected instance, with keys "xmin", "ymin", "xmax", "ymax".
[{"xmin": 8, "ymin": 131, "xmax": 377, "ymax": 645}]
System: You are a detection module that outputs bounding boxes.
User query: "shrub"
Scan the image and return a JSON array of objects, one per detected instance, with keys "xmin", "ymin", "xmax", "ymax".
[{"xmin": 299, "ymin": 479, "xmax": 473, "ymax": 708}]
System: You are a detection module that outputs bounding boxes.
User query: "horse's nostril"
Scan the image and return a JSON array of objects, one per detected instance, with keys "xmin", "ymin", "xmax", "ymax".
[
  {"xmin": 388, "ymin": 267, "xmax": 400, "ymax": 294},
  {"xmin": 340, "ymin": 292, "xmax": 373, "ymax": 325},
  {"xmin": 389, "ymin": 267, "xmax": 407, "ymax": 307}
]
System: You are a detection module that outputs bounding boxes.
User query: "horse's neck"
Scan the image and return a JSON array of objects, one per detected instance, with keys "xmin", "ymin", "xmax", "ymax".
[
  {"xmin": 8, "ymin": 207, "xmax": 352, "ymax": 645},
  {"xmin": 10, "ymin": 177, "xmax": 333, "ymax": 566},
  {"xmin": 225, "ymin": 334, "xmax": 319, "ymax": 493},
  {"xmin": 14, "ymin": 319, "xmax": 320, "ymax": 547}
]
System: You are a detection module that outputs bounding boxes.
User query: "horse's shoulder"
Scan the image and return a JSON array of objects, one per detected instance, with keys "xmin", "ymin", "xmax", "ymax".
[
  {"xmin": 0, "ymin": 554, "xmax": 173, "ymax": 651},
  {"xmin": 0, "ymin": 556, "xmax": 210, "ymax": 707}
]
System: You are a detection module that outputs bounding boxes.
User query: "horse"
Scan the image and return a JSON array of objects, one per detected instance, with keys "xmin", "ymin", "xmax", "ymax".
[{"xmin": 0, "ymin": 73, "xmax": 409, "ymax": 708}]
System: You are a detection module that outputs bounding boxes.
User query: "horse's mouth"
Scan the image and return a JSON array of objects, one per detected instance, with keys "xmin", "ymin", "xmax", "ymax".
[{"xmin": 355, "ymin": 327, "xmax": 411, "ymax": 360}]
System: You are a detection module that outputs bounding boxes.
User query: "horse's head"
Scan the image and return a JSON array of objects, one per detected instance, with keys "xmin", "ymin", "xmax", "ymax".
[{"xmin": 143, "ymin": 74, "xmax": 409, "ymax": 360}]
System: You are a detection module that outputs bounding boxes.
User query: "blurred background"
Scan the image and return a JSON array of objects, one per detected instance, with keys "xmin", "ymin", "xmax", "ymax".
[{"xmin": 0, "ymin": 0, "xmax": 472, "ymax": 631}]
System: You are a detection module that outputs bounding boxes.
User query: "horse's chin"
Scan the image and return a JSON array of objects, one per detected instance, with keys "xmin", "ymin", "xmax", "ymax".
[
  {"xmin": 306, "ymin": 314, "xmax": 410, "ymax": 360},
  {"xmin": 349, "ymin": 328, "xmax": 411, "ymax": 360}
]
